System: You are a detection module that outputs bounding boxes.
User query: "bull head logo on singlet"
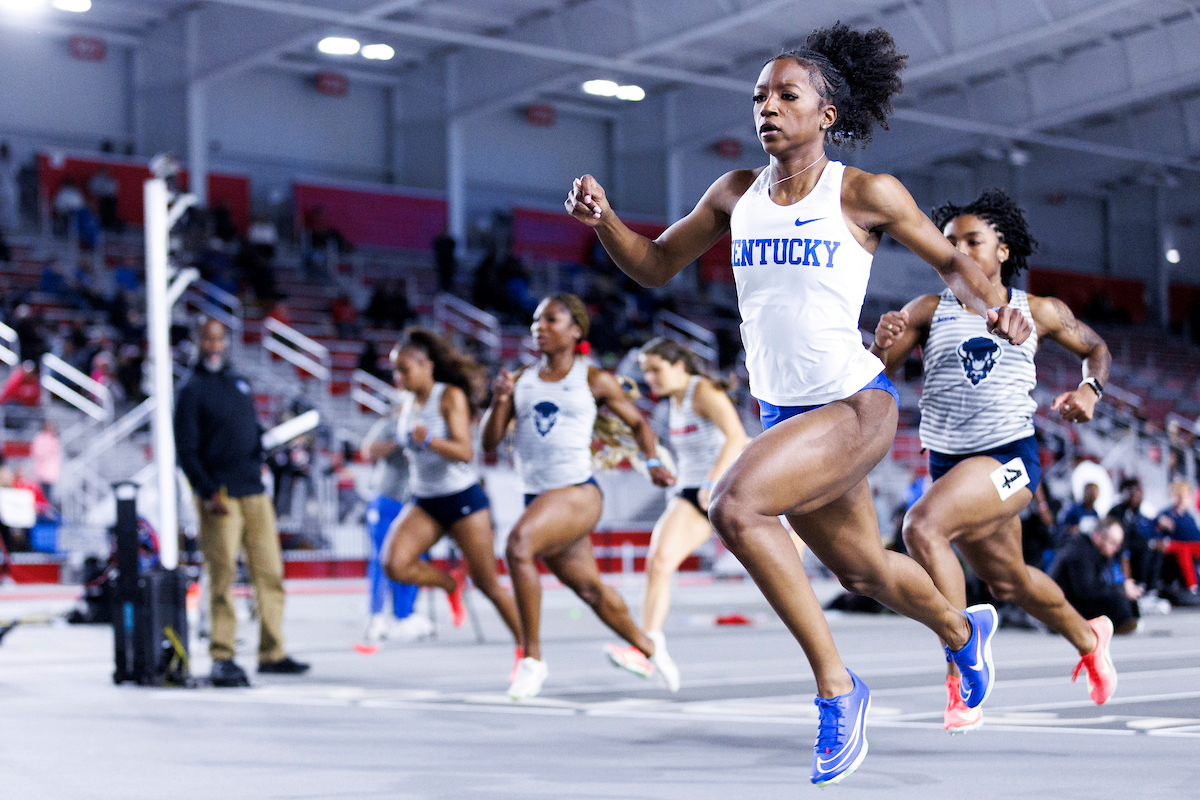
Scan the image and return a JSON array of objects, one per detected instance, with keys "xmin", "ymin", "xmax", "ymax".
[
  {"xmin": 533, "ymin": 401, "xmax": 559, "ymax": 436},
  {"xmin": 956, "ymin": 337, "xmax": 1003, "ymax": 386}
]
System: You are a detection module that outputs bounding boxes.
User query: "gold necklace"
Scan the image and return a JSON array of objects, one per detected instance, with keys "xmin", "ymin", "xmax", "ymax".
[{"xmin": 768, "ymin": 154, "xmax": 825, "ymax": 188}]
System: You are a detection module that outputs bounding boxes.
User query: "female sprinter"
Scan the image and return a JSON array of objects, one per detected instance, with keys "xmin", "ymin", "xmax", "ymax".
[
  {"xmin": 565, "ymin": 23, "xmax": 1032, "ymax": 786},
  {"xmin": 481, "ymin": 294, "xmax": 674, "ymax": 700},
  {"xmin": 870, "ymin": 188, "xmax": 1117, "ymax": 733},
  {"xmin": 619, "ymin": 337, "xmax": 749, "ymax": 691},
  {"xmin": 382, "ymin": 330, "xmax": 522, "ymax": 666}
]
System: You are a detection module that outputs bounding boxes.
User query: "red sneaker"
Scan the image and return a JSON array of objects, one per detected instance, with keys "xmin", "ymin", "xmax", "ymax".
[
  {"xmin": 1072, "ymin": 616, "xmax": 1117, "ymax": 705},
  {"xmin": 446, "ymin": 563, "xmax": 469, "ymax": 627},
  {"xmin": 944, "ymin": 674, "xmax": 983, "ymax": 734}
]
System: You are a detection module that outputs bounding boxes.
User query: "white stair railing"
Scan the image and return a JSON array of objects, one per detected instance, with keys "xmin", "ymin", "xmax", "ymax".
[
  {"xmin": 58, "ymin": 397, "xmax": 156, "ymax": 527},
  {"xmin": 0, "ymin": 322, "xmax": 19, "ymax": 366},
  {"xmin": 350, "ymin": 368, "xmax": 398, "ymax": 416},
  {"xmin": 262, "ymin": 317, "xmax": 331, "ymax": 392},
  {"xmin": 185, "ymin": 276, "xmax": 244, "ymax": 357},
  {"xmin": 653, "ymin": 309, "xmax": 718, "ymax": 368},
  {"xmin": 434, "ymin": 293, "xmax": 501, "ymax": 362},
  {"xmin": 40, "ymin": 353, "xmax": 114, "ymax": 423}
]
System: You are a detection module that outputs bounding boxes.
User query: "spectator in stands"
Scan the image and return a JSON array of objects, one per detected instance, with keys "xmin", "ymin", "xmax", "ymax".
[
  {"xmin": 497, "ymin": 250, "xmax": 537, "ymax": 320},
  {"xmin": 1049, "ymin": 516, "xmax": 1140, "ymax": 635},
  {"xmin": 40, "ymin": 261, "xmax": 70, "ymax": 297},
  {"xmin": 1021, "ymin": 483, "xmax": 1058, "ymax": 570},
  {"xmin": 115, "ymin": 343, "xmax": 145, "ymax": 406},
  {"xmin": 301, "ymin": 205, "xmax": 351, "ymax": 282},
  {"xmin": 364, "ymin": 279, "xmax": 412, "ymax": 331},
  {"xmin": 112, "ymin": 256, "xmax": 142, "ymax": 294},
  {"xmin": 1156, "ymin": 480, "xmax": 1200, "ymax": 543},
  {"xmin": 30, "ymin": 421, "xmax": 62, "ymax": 504},
  {"xmin": 174, "ymin": 317, "xmax": 310, "ymax": 686},
  {"xmin": 0, "ymin": 142, "xmax": 18, "ymax": 231},
  {"xmin": 472, "ymin": 246, "xmax": 503, "ymax": 312},
  {"xmin": 52, "ymin": 178, "xmax": 86, "ymax": 238},
  {"xmin": 433, "ymin": 230, "xmax": 457, "ymax": 294},
  {"xmin": 1061, "ymin": 482, "xmax": 1101, "ymax": 537},
  {"xmin": 87, "ymin": 168, "xmax": 121, "ymax": 232},
  {"xmin": 12, "ymin": 304, "xmax": 47, "ymax": 365},
  {"xmin": 330, "ymin": 292, "xmax": 360, "ymax": 338},
  {"xmin": 0, "ymin": 360, "xmax": 41, "ymax": 408},
  {"xmin": 356, "ymin": 339, "xmax": 388, "ymax": 383},
  {"xmin": 1111, "ymin": 478, "xmax": 1156, "ymax": 587},
  {"xmin": 238, "ymin": 221, "xmax": 279, "ymax": 305},
  {"xmin": 0, "ymin": 227, "xmax": 10, "ymax": 264}
]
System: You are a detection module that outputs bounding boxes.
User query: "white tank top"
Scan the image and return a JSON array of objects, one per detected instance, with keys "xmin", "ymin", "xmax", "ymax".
[
  {"xmin": 397, "ymin": 382, "xmax": 479, "ymax": 498},
  {"xmin": 729, "ymin": 160, "xmax": 885, "ymax": 405},
  {"xmin": 513, "ymin": 358, "xmax": 596, "ymax": 494},
  {"xmin": 669, "ymin": 376, "xmax": 727, "ymax": 488},
  {"xmin": 918, "ymin": 288, "xmax": 1038, "ymax": 454}
]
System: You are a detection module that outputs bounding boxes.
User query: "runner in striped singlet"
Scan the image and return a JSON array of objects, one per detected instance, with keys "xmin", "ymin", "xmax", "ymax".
[
  {"xmin": 381, "ymin": 330, "xmax": 522, "ymax": 664},
  {"xmin": 624, "ymin": 338, "xmax": 749, "ymax": 691},
  {"xmin": 870, "ymin": 189, "xmax": 1118, "ymax": 733}
]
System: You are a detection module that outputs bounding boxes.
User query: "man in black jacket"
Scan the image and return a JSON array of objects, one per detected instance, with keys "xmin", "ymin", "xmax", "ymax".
[
  {"xmin": 1049, "ymin": 517, "xmax": 1140, "ymax": 635},
  {"xmin": 175, "ymin": 318, "xmax": 309, "ymax": 686}
]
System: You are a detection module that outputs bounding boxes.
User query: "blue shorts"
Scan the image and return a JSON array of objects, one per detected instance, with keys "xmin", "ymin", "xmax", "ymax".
[
  {"xmin": 929, "ymin": 435, "xmax": 1041, "ymax": 491},
  {"xmin": 757, "ymin": 372, "xmax": 900, "ymax": 431},
  {"xmin": 678, "ymin": 487, "xmax": 704, "ymax": 514},
  {"xmin": 414, "ymin": 483, "xmax": 490, "ymax": 528},
  {"xmin": 524, "ymin": 476, "xmax": 601, "ymax": 507}
]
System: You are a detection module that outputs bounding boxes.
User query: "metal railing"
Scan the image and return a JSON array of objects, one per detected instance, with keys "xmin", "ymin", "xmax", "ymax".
[
  {"xmin": 262, "ymin": 317, "xmax": 332, "ymax": 390},
  {"xmin": 184, "ymin": 276, "xmax": 243, "ymax": 357},
  {"xmin": 653, "ymin": 309, "xmax": 718, "ymax": 368},
  {"xmin": 40, "ymin": 353, "xmax": 114, "ymax": 422},
  {"xmin": 0, "ymin": 322, "xmax": 19, "ymax": 366},
  {"xmin": 434, "ymin": 293, "xmax": 501, "ymax": 363},
  {"xmin": 350, "ymin": 368, "xmax": 398, "ymax": 416},
  {"xmin": 58, "ymin": 397, "xmax": 156, "ymax": 530}
]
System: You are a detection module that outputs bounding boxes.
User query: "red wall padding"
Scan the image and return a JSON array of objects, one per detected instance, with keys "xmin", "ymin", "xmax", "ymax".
[
  {"xmin": 1027, "ymin": 267, "xmax": 1146, "ymax": 324},
  {"xmin": 293, "ymin": 181, "xmax": 447, "ymax": 250}
]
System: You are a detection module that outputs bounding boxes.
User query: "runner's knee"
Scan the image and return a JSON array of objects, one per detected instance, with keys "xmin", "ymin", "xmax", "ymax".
[
  {"xmin": 901, "ymin": 506, "xmax": 947, "ymax": 555},
  {"xmin": 505, "ymin": 526, "xmax": 535, "ymax": 565},
  {"xmin": 708, "ymin": 487, "xmax": 754, "ymax": 551}
]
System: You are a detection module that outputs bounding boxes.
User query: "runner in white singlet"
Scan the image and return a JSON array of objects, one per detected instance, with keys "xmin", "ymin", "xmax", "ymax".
[
  {"xmin": 380, "ymin": 330, "xmax": 521, "ymax": 665},
  {"xmin": 870, "ymin": 189, "xmax": 1118, "ymax": 733},
  {"xmin": 480, "ymin": 294, "xmax": 674, "ymax": 700},
  {"xmin": 565, "ymin": 23, "xmax": 1032, "ymax": 787}
]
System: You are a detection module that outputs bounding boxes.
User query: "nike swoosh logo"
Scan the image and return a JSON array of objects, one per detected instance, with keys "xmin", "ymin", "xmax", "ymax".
[
  {"xmin": 794, "ymin": 217, "xmax": 823, "ymax": 227},
  {"xmin": 968, "ymin": 631, "xmax": 985, "ymax": 672}
]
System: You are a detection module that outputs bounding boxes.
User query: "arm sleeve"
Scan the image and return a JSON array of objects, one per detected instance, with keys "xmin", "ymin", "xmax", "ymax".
[{"xmin": 173, "ymin": 383, "xmax": 216, "ymax": 499}]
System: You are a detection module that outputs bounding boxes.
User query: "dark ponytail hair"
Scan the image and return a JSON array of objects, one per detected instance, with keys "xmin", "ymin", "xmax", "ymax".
[
  {"xmin": 931, "ymin": 188, "xmax": 1038, "ymax": 287},
  {"xmin": 774, "ymin": 22, "xmax": 906, "ymax": 148},
  {"xmin": 399, "ymin": 328, "xmax": 483, "ymax": 413},
  {"xmin": 639, "ymin": 337, "xmax": 733, "ymax": 393}
]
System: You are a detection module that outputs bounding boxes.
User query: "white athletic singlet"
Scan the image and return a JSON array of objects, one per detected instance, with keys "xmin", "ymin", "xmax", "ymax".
[
  {"xmin": 918, "ymin": 288, "xmax": 1038, "ymax": 454},
  {"xmin": 729, "ymin": 160, "xmax": 885, "ymax": 406},
  {"xmin": 669, "ymin": 376, "xmax": 726, "ymax": 488},
  {"xmin": 513, "ymin": 358, "xmax": 597, "ymax": 494},
  {"xmin": 397, "ymin": 382, "xmax": 479, "ymax": 498}
]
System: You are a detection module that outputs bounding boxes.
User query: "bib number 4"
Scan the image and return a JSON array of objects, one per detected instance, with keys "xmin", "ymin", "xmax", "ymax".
[{"xmin": 990, "ymin": 457, "xmax": 1030, "ymax": 501}]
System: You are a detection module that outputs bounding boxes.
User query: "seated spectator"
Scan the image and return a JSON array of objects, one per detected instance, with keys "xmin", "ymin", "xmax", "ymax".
[
  {"xmin": 364, "ymin": 279, "xmax": 412, "ymax": 331},
  {"xmin": 30, "ymin": 420, "xmax": 62, "ymax": 503},
  {"xmin": 52, "ymin": 178, "xmax": 85, "ymax": 237},
  {"xmin": 112, "ymin": 256, "xmax": 142, "ymax": 293},
  {"xmin": 87, "ymin": 168, "xmax": 121, "ymax": 232},
  {"xmin": 1110, "ymin": 478, "xmax": 1156, "ymax": 587},
  {"xmin": 301, "ymin": 205, "xmax": 351, "ymax": 282},
  {"xmin": 0, "ymin": 361, "xmax": 41, "ymax": 407},
  {"xmin": 1156, "ymin": 480, "xmax": 1200, "ymax": 542},
  {"xmin": 356, "ymin": 339, "xmax": 388, "ymax": 383},
  {"xmin": 330, "ymin": 292, "xmax": 360, "ymax": 338},
  {"xmin": 1061, "ymin": 482, "xmax": 1101, "ymax": 537},
  {"xmin": 40, "ymin": 261, "xmax": 70, "ymax": 296},
  {"xmin": 1049, "ymin": 516, "xmax": 1141, "ymax": 634},
  {"xmin": 433, "ymin": 230, "xmax": 457, "ymax": 293}
]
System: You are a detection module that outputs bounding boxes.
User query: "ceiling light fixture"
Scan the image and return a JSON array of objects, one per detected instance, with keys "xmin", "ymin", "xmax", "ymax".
[
  {"xmin": 0, "ymin": 0, "xmax": 47, "ymax": 15},
  {"xmin": 582, "ymin": 79, "xmax": 619, "ymax": 97},
  {"xmin": 1166, "ymin": 248, "xmax": 1181, "ymax": 264},
  {"xmin": 361, "ymin": 43, "xmax": 395, "ymax": 60},
  {"xmin": 615, "ymin": 84, "xmax": 645, "ymax": 101},
  {"xmin": 53, "ymin": 0, "xmax": 90, "ymax": 11},
  {"xmin": 317, "ymin": 36, "xmax": 360, "ymax": 56}
]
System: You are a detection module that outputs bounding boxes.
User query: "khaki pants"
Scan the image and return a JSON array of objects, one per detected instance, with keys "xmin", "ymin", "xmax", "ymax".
[{"xmin": 198, "ymin": 489, "xmax": 287, "ymax": 663}]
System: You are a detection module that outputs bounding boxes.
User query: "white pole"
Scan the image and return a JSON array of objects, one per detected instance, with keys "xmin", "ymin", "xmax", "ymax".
[
  {"xmin": 445, "ymin": 53, "xmax": 466, "ymax": 245},
  {"xmin": 144, "ymin": 177, "xmax": 179, "ymax": 570}
]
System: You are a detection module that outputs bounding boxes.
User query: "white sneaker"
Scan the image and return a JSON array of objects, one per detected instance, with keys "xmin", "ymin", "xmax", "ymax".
[
  {"xmin": 364, "ymin": 613, "xmax": 389, "ymax": 644},
  {"xmin": 648, "ymin": 631, "xmax": 680, "ymax": 692},
  {"xmin": 390, "ymin": 614, "xmax": 434, "ymax": 642},
  {"xmin": 508, "ymin": 657, "xmax": 549, "ymax": 700}
]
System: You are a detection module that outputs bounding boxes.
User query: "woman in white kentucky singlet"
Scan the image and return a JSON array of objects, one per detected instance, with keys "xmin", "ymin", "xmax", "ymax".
[
  {"xmin": 871, "ymin": 188, "xmax": 1117, "ymax": 732},
  {"xmin": 628, "ymin": 338, "xmax": 748, "ymax": 690},
  {"xmin": 381, "ymin": 330, "xmax": 521, "ymax": 652},
  {"xmin": 566, "ymin": 29, "xmax": 1033, "ymax": 786},
  {"xmin": 482, "ymin": 294, "xmax": 673, "ymax": 701}
]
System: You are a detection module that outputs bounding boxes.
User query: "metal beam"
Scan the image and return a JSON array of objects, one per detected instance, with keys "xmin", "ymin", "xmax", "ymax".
[{"xmin": 199, "ymin": 0, "xmax": 427, "ymax": 84}]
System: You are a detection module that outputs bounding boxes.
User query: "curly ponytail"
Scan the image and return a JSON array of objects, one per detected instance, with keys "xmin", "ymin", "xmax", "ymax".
[
  {"xmin": 775, "ymin": 22, "xmax": 906, "ymax": 148},
  {"xmin": 399, "ymin": 328, "xmax": 483, "ymax": 413}
]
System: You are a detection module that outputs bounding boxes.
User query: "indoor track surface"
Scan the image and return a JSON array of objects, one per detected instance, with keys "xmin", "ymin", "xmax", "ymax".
[{"xmin": 2, "ymin": 577, "xmax": 1198, "ymax": 799}]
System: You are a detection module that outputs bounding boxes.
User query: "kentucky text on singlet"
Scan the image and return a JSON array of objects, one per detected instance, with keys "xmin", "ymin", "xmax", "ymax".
[
  {"xmin": 513, "ymin": 358, "xmax": 597, "ymax": 495},
  {"xmin": 918, "ymin": 288, "xmax": 1038, "ymax": 454},
  {"xmin": 669, "ymin": 375, "xmax": 726, "ymax": 488},
  {"xmin": 729, "ymin": 160, "xmax": 884, "ymax": 406},
  {"xmin": 397, "ymin": 382, "xmax": 479, "ymax": 498}
]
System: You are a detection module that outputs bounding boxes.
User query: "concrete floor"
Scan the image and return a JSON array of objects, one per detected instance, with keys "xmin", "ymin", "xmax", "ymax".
[{"xmin": 2, "ymin": 576, "xmax": 1198, "ymax": 799}]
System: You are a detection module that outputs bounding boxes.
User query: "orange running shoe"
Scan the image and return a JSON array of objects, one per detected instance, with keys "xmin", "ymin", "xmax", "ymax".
[
  {"xmin": 510, "ymin": 645, "xmax": 525, "ymax": 683},
  {"xmin": 446, "ymin": 562, "xmax": 469, "ymax": 627},
  {"xmin": 603, "ymin": 643, "xmax": 654, "ymax": 679},
  {"xmin": 1072, "ymin": 616, "xmax": 1117, "ymax": 704},
  {"xmin": 944, "ymin": 674, "xmax": 983, "ymax": 734}
]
